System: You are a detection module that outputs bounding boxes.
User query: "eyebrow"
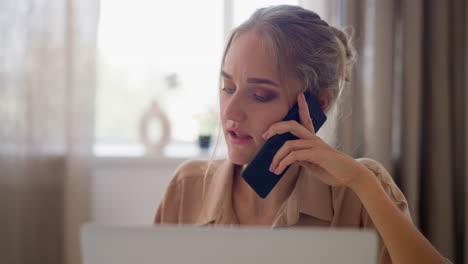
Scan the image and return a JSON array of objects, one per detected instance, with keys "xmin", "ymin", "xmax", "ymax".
[{"xmin": 221, "ymin": 70, "xmax": 280, "ymax": 87}]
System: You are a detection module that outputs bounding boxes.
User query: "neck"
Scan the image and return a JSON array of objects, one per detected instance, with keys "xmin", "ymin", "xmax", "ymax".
[{"xmin": 232, "ymin": 163, "xmax": 301, "ymax": 218}]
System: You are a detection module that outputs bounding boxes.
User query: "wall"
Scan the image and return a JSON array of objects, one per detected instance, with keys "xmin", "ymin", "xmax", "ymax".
[{"xmin": 91, "ymin": 157, "xmax": 188, "ymax": 225}]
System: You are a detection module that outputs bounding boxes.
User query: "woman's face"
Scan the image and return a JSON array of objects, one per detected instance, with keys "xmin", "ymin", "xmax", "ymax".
[{"xmin": 220, "ymin": 31, "xmax": 299, "ymax": 165}]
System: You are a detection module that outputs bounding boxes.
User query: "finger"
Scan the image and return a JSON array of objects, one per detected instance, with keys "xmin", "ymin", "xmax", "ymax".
[
  {"xmin": 262, "ymin": 120, "xmax": 314, "ymax": 140},
  {"xmin": 269, "ymin": 139, "xmax": 316, "ymax": 173},
  {"xmin": 298, "ymin": 93, "xmax": 315, "ymax": 134},
  {"xmin": 273, "ymin": 148, "xmax": 322, "ymax": 175}
]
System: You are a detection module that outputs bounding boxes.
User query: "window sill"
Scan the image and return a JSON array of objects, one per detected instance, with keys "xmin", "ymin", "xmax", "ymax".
[{"xmin": 93, "ymin": 142, "xmax": 227, "ymax": 169}]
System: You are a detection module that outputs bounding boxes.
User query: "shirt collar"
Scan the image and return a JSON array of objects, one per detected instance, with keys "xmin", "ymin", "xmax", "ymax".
[
  {"xmin": 195, "ymin": 159, "xmax": 234, "ymax": 226},
  {"xmin": 195, "ymin": 160, "xmax": 333, "ymax": 226},
  {"xmin": 290, "ymin": 165, "xmax": 333, "ymax": 222}
]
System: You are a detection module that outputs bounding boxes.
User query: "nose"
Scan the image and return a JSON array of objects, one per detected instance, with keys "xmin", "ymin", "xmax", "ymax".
[{"xmin": 222, "ymin": 91, "xmax": 247, "ymax": 123}]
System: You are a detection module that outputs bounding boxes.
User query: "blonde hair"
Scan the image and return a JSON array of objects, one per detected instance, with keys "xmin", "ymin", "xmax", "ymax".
[{"xmin": 222, "ymin": 5, "xmax": 356, "ymax": 107}]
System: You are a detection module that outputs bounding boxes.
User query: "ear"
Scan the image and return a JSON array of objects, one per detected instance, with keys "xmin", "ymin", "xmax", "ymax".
[{"xmin": 317, "ymin": 89, "xmax": 334, "ymax": 111}]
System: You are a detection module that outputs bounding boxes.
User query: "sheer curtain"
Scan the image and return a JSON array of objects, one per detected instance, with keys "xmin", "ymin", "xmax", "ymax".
[
  {"xmin": 0, "ymin": 1, "xmax": 98, "ymax": 264},
  {"xmin": 324, "ymin": 0, "xmax": 466, "ymax": 263}
]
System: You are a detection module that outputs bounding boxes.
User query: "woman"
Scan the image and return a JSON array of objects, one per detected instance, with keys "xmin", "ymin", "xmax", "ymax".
[{"xmin": 155, "ymin": 5, "xmax": 449, "ymax": 264}]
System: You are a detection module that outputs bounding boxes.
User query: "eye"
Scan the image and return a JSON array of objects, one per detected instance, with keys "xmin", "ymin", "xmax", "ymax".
[
  {"xmin": 254, "ymin": 92, "xmax": 276, "ymax": 102},
  {"xmin": 221, "ymin": 87, "xmax": 235, "ymax": 94},
  {"xmin": 255, "ymin": 95, "xmax": 271, "ymax": 102}
]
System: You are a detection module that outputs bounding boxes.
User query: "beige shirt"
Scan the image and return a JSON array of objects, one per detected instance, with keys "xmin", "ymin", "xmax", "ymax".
[{"xmin": 155, "ymin": 158, "xmax": 412, "ymax": 264}]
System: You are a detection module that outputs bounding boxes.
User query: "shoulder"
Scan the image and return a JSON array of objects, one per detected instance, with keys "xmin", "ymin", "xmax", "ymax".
[
  {"xmin": 355, "ymin": 158, "xmax": 409, "ymax": 212},
  {"xmin": 355, "ymin": 157, "xmax": 391, "ymax": 180},
  {"xmin": 170, "ymin": 159, "xmax": 209, "ymax": 184},
  {"xmin": 353, "ymin": 157, "xmax": 412, "ymax": 225},
  {"xmin": 330, "ymin": 158, "xmax": 412, "ymax": 227},
  {"xmin": 168, "ymin": 159, "xmax": 224, "ymax": 187},
  {"xmin": 355, "ymin": 157, "xmax": 395, "ymax": 189},
  {"xmin": 155, "ymin": 159, "xmax": 225, "ymax": 224},
  {"xmin": 351, "ymin": 160, "xmax": 414, "ymax": 263}
]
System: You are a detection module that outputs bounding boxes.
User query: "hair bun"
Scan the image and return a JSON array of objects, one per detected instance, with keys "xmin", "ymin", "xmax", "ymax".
[{"xmin": 330, "ymin": 26, "xmax": 356, "ymax": 81}]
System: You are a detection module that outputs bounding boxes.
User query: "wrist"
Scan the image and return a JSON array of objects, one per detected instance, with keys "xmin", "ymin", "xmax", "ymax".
[{"xmin": 347, "ymin": 166, "xmax": 380, "ymax": 197}]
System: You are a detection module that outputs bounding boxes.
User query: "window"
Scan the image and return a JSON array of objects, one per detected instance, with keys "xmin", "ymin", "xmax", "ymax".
[{"xmin": 95, "ymin": 0, "xmax": 325, "ymax": 157}]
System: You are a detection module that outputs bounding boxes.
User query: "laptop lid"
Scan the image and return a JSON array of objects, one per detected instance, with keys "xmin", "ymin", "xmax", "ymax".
[{"xmin": 81, "ymin": 224, "xmax": 378, "ymax": 264}]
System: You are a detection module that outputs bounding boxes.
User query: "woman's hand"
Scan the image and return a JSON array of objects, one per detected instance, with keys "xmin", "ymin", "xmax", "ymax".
[
  {"xmin": 263, "ymin": 93, "xmax": 450, "ymax": 264},
  {"xmin": 263, "ymin": 93, "xmax": 373, "ymax": 188}
]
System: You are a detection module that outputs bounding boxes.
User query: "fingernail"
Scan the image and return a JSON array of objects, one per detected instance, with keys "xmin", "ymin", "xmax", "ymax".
[
  {"xmin": 269, "ymin": 164, "xmax": 275, "ymax": 172},
  {"xmin": 274, "ymin": 167, "xmax": 281, "ymax": 175},
  {"xmin": 262, "ymin": 131, "xmax": 269, "ymax": 139}
]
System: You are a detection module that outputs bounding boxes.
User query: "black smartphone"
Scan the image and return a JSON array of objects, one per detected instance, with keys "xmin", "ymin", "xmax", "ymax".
[{"xmin": 241, "ymin": 91, "xmax": 327, "ymax": 198}]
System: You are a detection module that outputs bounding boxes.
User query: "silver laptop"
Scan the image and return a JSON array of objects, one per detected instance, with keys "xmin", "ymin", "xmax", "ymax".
[{"xmin": 81, "ymin": 224, "xmax": 378, "ymax": 264}]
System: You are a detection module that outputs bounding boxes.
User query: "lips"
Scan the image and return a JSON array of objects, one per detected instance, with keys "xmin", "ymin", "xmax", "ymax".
[
  {"xmin": 226, "ymin": 127, "xmax": 253, "ymax": 144},
  {"xmin": 228, "ymin": 128, "xmax": 251, "ymax": 137}
]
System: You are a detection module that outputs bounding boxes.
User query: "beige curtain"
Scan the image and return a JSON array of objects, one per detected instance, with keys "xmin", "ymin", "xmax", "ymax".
[
  {"xmin": 0, "ymin": 1, "xmax": 98, "ymax": 264},
  {"xmin": 324, "ymin": 0, "xmax": 466, "ymax": 263}
]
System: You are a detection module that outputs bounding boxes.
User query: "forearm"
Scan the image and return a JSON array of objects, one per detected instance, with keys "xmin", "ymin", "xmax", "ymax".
[{"xmin": 348, "ymin": 170, "xmax": 446, "ymax": 264}]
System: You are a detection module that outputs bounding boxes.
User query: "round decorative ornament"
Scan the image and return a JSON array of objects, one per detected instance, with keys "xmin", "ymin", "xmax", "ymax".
[{"xmin": 139, "ymin": 100, "xmax": 171, "ymax": 155}]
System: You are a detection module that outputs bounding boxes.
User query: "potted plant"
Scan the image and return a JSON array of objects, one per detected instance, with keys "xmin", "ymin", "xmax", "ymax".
[{"xmin": 196, "ymin": 109, "xmax": 217, "ymax": 150}]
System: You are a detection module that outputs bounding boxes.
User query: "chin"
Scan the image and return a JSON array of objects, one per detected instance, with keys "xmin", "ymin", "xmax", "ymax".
[{"xmin": 227, "ymin": 150, "xmax": 254, "ymax": 165}]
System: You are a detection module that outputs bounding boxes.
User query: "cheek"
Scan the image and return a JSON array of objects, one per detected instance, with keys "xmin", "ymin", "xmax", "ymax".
[
  {"xmin": 218, "ymin": 95, "xmax": 227, "ymax": 117},
  {"xmin": 219, "ymin": 92, "xmax": 290, "ymax": 129},
  {"xmin": 255, "ymin": 107, "xmax": 289, "ymax": 132}
]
